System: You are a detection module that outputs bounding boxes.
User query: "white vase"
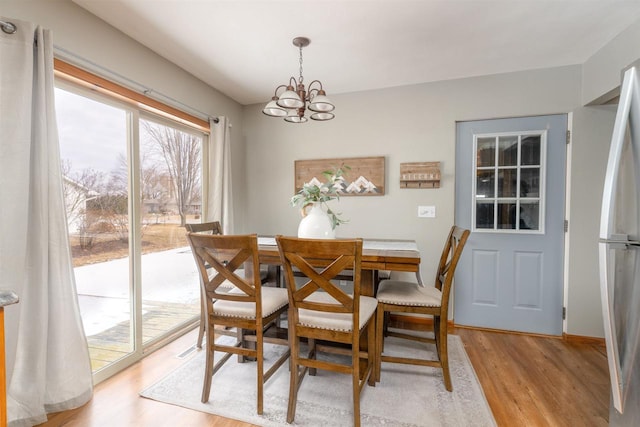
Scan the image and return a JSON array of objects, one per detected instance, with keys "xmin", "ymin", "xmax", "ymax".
[{"xmin": 297, "ymin": 203, "xmax": 336, "ymax": 239}]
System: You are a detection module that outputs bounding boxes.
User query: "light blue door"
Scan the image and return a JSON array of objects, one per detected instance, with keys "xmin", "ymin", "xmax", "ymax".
[{"xmin": 454, "ymin": 115, "xmax": 567, "ymax": 335}]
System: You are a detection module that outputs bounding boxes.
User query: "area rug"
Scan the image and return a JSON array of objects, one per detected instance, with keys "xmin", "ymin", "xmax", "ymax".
[{"xmin": 140, "ymin": 334, "xmax": 496, "ymax": 426}]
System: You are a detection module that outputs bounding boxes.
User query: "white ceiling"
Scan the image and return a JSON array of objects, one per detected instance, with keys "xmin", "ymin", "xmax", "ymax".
[{"xmin": 73, "ymin": 0, "xmax": 640, "ymax": 106}]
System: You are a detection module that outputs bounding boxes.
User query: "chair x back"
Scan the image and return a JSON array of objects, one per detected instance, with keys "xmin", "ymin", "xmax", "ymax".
[
  {"xmin": 185, "ymin": 222, "xmax": 223, "ymax": 348},
  {"xmin": 374, "ymin": 225, "xmax": 470, "ymax": 391},
  {"xmin": 276, "ymin": 236, "xmax": 376, "ymax": 427},
  {"xmin": 186, "ymin": 222, "xmax": 278, "ymax": 347},
  {"xmin": 187, "ymin": 233, "xmax": 290, "ymax": 414}
]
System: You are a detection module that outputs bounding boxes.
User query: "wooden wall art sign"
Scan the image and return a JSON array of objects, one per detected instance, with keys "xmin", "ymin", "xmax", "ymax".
[
  {"xmin": 400, "ymin": 162, "xmax": 441, "ymax": 188},
  {"xmin": 295, "ymin": 156, "xmax": 385, "ymax": 196}
]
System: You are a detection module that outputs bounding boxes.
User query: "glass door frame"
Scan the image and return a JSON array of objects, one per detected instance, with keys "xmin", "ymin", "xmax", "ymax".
[
  {"xmin": 55, "ymin": 80, "xmax": 209, "ymax": 384},
  {"xmin": 137, "ymin": 112, "xmax": 208, "ymax": 349}
]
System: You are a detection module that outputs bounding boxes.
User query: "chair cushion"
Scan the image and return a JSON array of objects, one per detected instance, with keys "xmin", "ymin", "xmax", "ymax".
[
  {"xmin": 298, "ymin": 292, "xmax": 377, "ymax": 332},
  {"xmin": 376, "ymin": 280, "xmax": 442, "ymax": 307},
  {"xmin": 212, "ymin": 287, "xmax": 288, "ymax": 319}
]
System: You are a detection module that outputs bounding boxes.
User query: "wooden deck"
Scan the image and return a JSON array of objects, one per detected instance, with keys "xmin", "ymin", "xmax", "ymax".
[{"xmin": 87, "ymin": 300, "xmax": 199, "ymax": 371}]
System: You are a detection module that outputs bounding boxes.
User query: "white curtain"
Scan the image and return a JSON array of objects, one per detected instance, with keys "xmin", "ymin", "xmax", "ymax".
[
  {"xmin": 0, "ymin": 17, "xmax": 93, "ymax": 426},
  {"xmin": 207, "ymin": 117, "xmax": 234, "ymax": 233}
]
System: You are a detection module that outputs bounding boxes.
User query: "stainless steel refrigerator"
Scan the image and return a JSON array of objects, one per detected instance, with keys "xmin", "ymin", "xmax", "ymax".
[{"xmin": 599, "ymin": 61, "xmax": 640, "ymax": 426}]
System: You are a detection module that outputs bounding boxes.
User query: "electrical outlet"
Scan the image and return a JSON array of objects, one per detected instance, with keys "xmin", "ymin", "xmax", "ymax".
[{"xmin": 418, "ymin": 205, "xmax": 436, "ymax": 218}]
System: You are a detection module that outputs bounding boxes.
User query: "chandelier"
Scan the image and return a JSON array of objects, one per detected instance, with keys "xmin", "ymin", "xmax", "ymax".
[{"xmin": 262, "ymin": 37, "xmax": 335, "ymax": 123}]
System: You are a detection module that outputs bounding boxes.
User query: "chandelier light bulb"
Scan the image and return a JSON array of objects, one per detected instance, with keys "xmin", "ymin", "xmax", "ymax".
[
  {"xmin": 308, "ymin": 92, "xmax": 335, "ymax": 113},
  {"xmin": 284, "ymin": 108, "xmax": 308, "ymax": 123},
  {"xmin": 276, "ymin": 87, "xmax": 304, "ymax": 109},
  {"xmin": 262, "ymin": 97, "xmax": 287, "ymax": 117},
  {"xmin": 310, "ymin": 112, "xmax": 335, "ymax": 121}
]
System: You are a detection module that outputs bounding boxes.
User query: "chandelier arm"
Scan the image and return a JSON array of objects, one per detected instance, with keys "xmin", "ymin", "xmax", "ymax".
[
  {"xmin": 273, "ymin": 84, "xmax": 289, "ymax": 97},
  {"xmin": 306, "ymin": 88, "xmax": 319, "ymax": 101},
  {"xmin": 307, "ymin": 80, "xmax": 324, "ymax": 91},
  {"xmin": 306, "ymin": 80, "xmax": 325, "ymax": 101}
]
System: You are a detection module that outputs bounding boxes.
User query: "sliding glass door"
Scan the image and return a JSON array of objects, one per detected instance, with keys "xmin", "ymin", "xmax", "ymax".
[
  {"xmin": 139, "ymin": 117, "xmax": 202, "ymax": 345},
  {"xmin": 55, "ymin": 83, "xmax": 204, "ymax": 382}
]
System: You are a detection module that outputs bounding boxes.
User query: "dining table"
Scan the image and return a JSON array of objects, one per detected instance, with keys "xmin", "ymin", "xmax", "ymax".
[{"xmin": 256, "ymin": 236, "xmax": 421, "ymax": 296}]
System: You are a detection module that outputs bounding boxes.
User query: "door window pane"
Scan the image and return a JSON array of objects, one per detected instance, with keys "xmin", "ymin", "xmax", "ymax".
[
  {"xmin": 473, "ymin": 132, "xmax": 544, "ymax": 232},
  {"xmin": 497, "ymin": 201, "xmax": 517, "ymax": 229},
  {"xmin": 498, "ymin": 135, "xmax": 518, "ymax": 166},
  {"xmin": 476, "ymin": 201, "xmax": 495, "ymax": 229},
  {"xmin": 520, "ymin": 201, "xmax": 540, "ymax": 230},
  {"xmin": 520, "ymin": 168, "xmax": 540, "ymax": 197},
  {"xmin": 498, "ymin": 169, "xmax": 518, "ymax": 197},
  {"xmin": 476, "ymin": 170, "xmax": 495, "ymax": 198},
  {"xmin": 521, "ymin": 135, "xmax": 541, "ymax": 165},
  {"xmin": 476, "ymin": 137, "xmax": 495, "ymax": 167}
]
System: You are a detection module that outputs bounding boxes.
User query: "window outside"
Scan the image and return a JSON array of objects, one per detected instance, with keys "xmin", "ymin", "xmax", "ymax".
[
  {"xmin": 473, "ymin": 133, "xmax": 544, "ymax": 232},
  {"xmin": 56, "ymin": 86, "xmax": 204, "ymax": 377}
]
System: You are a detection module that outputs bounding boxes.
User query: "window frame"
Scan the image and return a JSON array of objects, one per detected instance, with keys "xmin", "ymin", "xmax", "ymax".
[
  {"xmin": 471, "ymin": 130, "xmax": 547, "ymax": 234},
  {"xmin": 54, "ymin": 60, "xmax": 210, "ymax": 384}
]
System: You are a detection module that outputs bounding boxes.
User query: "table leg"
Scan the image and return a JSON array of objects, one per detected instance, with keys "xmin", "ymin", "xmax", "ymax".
[
  {"xmin": 359, "ymin": 270, "xmax": 380, "ymax": 359},
  {"xmin": 361, "ymin": 270, "xmax": 374, "ymax": 297}
]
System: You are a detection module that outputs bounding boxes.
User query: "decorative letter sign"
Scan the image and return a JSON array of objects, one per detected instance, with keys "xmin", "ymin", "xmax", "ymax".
[{"xmin": 400, "ymin": 162, "xmax": 441, "ymax": 188}]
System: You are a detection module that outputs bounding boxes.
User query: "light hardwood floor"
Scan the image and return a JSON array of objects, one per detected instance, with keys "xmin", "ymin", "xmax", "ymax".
[{"xmin": 38, "ymin": 326, "xmax": 609, "ymax": 427}]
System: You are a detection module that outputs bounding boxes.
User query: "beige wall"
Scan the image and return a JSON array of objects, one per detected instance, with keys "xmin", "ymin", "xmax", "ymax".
[
  {"xmin": 5, "ymin": 0, "xmax": 640, "ymax": 338},
  {"xmin": 241, "ymin": 19, "xmax": 640, "ymax": 339},
  {"xmin": 243, "ymin": 65, "xmax": 602, "ymax": 334},
  {"xmin": 566, "ymin": 105, "xmax": 617, "ymax": 336},
  {"xmin": 582, "ymin": 19, "xmax": 640, "ymax": 105}
]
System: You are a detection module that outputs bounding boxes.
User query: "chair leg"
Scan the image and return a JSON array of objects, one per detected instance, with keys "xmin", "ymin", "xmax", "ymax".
[
  {"xmin": 367, "ymin": 316, "xmax": 376, "ymax": 387},
  {"xmin": 287, "ymin": 336, "xmax": 299, "ymax": 423},
  {"xmin": 437, "ymin": 316, "xmax": 452, "ymax": 391},
  {"xmin": 196, "ymin": 289, "xmax": 205, "ymax": 349},
  {"xmin": 308, "ymin": 338, "xmax": 317, "ymax": 376},
  {"xmin": 352, "ymin": 337, "xmax": 361, "ymax": 427},
  {"xmin": 196, "ymin": 316, "xmax": 205, "ymax": 349},
  {"xmin": 383, "ymin": 311, "xmax": 390, "ymax": 337},
  {"xmin": 201, "ymin": 323, "xmax": 215, "ymax": 403},
  {"xmin": 375, "ymin": 305, "xmax": 385, "ymax": 382},
  {"xmin": 237, "ymin": 328, "xmax": 247, "ymax": 363},
  {"xmin": 433, "ymin": 316, "xmax": 441, "ymax": 357},
  {"xmin": 256, "ymin": 329, "xmax": 264, "ymax": 414}
]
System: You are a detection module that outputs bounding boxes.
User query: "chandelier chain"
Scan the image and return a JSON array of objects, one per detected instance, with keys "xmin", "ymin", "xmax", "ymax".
[{"xmin": 298, "ymin": 44, "xmax": 304, "ymax": 84}]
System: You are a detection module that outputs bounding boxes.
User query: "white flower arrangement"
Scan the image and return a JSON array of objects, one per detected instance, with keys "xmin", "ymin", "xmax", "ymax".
[{"xmin": 290, "ymin": 165, "xmax": 350, "ymax": 230}]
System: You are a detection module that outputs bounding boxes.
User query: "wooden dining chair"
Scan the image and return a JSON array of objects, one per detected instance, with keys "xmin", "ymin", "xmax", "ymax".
[
  {"xmin": 186, "ymin": 222, "xmax": 223, "ymax": 348},
  {"xmin": 185, "ymin": 220, "xmax": 223, "ymax": 235},
  {"xmin": 186, "ymin": 233, "xmax": 290, "ymax": 414},
  {"xmin": 276, "ymin": 236, "xmax": 377, "ymax": 427},
  {"xmin": 186, "ymin": 222, "xmax": 277, "ymax": 348},
  {"xmin": 374, "ymin": 225, "xmax": 470, "ymax": 391}
]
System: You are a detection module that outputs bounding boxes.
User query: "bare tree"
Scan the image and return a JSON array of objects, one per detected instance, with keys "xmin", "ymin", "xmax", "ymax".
[
  {"xmin": 142, "ymin": 121, "xmax": 201, "ymax": 226},
  {"xmin": 110, "ymin": 153, "xmax": 128, "ymax": 195},
  {"xmin": 61, "ymin": 159, "xmax": 103, "ymax": 237}
]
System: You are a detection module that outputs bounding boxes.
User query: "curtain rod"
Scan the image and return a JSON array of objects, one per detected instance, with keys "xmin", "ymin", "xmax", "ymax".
[
  {"xmin": 1, "ymin": 22, "xmax": 221, "ymax": 125},
  {"xmin": 53, "ymin": 45, "xmax": 219, "ymax": 124},
  {"xmin": 0, "ymin": 19, "xmax": 17, "ymax": 34}
]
